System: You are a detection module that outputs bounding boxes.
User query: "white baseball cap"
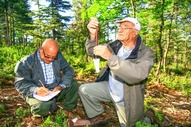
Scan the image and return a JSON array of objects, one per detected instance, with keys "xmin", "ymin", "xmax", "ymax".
[{"xmin": 116, "ymin": 17, "xmax": 141, "ymax": 31}]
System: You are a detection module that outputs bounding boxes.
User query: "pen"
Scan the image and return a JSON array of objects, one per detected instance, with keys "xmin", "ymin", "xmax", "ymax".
[{"xmin": 39, "ymin": 80, "xmax": 45, "ymax": 87}]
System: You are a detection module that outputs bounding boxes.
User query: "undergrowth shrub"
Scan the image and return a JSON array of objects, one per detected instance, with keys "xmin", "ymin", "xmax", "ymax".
[{"xmin": 0, "ymin": 44, "xmax": 36, "ymax": 78}]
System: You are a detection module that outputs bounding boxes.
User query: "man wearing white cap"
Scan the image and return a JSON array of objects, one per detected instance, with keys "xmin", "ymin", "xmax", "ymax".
[{"xmin": 78, "ymin": 17, "xmax": 154, "ymax": 127}]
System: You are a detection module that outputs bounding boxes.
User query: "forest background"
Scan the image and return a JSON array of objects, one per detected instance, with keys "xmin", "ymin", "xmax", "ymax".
[{"xmin": 0, "ymin": 0, "xmax": 191, "ymax": 127}]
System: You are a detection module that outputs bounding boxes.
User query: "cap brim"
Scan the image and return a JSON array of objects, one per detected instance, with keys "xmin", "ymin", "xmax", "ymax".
[{"xmin": 116, "ymin": 19, "xmax": 131, "ymax": 23}]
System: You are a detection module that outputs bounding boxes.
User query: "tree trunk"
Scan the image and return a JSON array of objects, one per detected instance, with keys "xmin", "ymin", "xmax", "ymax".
[
  {"xmin": 130, "ymin": 0, "xmax": 136, "ymax": 17},
  {"xmin": 11, "ymin": 16, "xmax": 15, "ymax": 44},
  {"xmin": 174, "ymin": 46, "xmax": 178, "ymax": 69},
  {"xmin": 162, "ymin": 7, "xmax": 176, "ymax": 72},
  {"xmin": 156, "ymin": 0, "xmax": 165, "ymax": 82},
  {"xmin": 52, "ymin": 29, "xmax": 56, "ymax": 39},
  {"xmin": 5, "ymin": 0, "xmax": 10, "ymax": 46},
  {"xmin": 184, "ymin": 40, "xmax": 188, "ymax": 69},
  {"xmin": 173, "ymin": 1, "xmax": 179, "ymax": 70}
]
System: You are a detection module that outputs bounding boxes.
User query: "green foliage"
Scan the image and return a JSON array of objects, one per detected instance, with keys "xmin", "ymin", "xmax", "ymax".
[
  {"xmin": 41, "ymin": 116, "xmax": 54, "ymax": 127},
  {"xmin": 186, "ymin": 71, "xmax": 191, "ymax": 78},
  {"xmin": 155, "ymin": 111, "xmax": 164, "ymax": 122},
  {"xmin": 64, "ymin": 54, "xmax": 106, "ymax": 77},
  {"xmin": 143, "ymin": 97, "xmax": 165, "ymax": 127},
  {"xmin": 81, "ymin": 0, "xmax": 121, "ymax": 22},
  {"xmin": 0, "ymin": 44, "xmax": 35, "ymax": 79},
  {"xmin": 136, "ymin": 121, "xmax": 158, "ymax": 127},
  {"xmin": 148, "ymin": 64, "xmax": 191, "ymax": 96},
  {"xmin": 0, "ymin": 0, "xmax": 32, "ymax": 45},
  {"xmin": 0, "ymin": 103, "xmax": 6, "ymax": 113},
  {"xmin": 0, "ymin": 44, "xmax": 105, "ymax": 80},
  {"xmin": 157, "ymin": 73, "xmax": 191, "ymax": 95},
  {"xmin": 144, "ymin": 96, "xmax": 155, "ymax": 111},
  {"xmin": 55, "ymin": 109, "xmax": 67, "ymax": 127},
  {"xmin": 0, "ymin": 116, "xmax": 15, "ymax": 127},
  {"xmin": 15, "ymin": 107, "xmax": 30, "ymax": 118},
  {"xmin": 41, "ymin": 109, "xmax": 67, "ymax": 127}
]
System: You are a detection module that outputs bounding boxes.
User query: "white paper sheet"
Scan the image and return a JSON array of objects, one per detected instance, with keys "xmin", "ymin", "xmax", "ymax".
[{"xmin": 33, "ymin": 91, "xmax": 61, "ymax": 101}]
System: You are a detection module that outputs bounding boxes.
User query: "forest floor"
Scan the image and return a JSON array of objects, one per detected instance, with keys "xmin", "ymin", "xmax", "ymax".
[{"xmin": 0, "ymin": 77, "xmax": 191, "ymax": 127}]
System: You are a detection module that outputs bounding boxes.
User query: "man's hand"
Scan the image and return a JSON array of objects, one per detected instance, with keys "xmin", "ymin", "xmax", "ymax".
[
  {"xmin": 87, "ymin": 17, "xmax": 99, "ymax": 40},
  {"xmin": 36, "ymin": 87, "xmax": 49, "ymax": 96},
  {"xmin": 93, "ymin": 45, "xmax": 112, "ymax": 60},
  {"xmin": 52, "ymin": 86, "xmax": 63, "ymax": 92}
]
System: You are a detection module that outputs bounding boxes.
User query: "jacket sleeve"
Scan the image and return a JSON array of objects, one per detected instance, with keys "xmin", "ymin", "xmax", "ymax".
[
  {"xmin": 108, "ymin": 48, "xmax": 154, "ymax": 85},
  {"xmin": 58, "ymin": 53, "xmax": 75, "ymax": 88},
  {"xmin": 85, "ymin": 39, "xmax": 97, "ymax": 57},
  {"xmin": 14, "ymin": 57, "xmax": 37, "ymax": 97}
]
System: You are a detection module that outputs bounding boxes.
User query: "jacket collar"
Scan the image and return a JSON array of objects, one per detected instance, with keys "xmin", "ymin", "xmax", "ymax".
[
  {"xmin": 127, "ymin": 35, "xmax": 142, "ymax": 59},
  {"xmin": 110, "ymin": 35, "xmax": 142, "ymax": 59}
]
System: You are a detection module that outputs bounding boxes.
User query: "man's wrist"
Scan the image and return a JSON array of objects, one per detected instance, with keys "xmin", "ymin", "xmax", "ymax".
[
  {"xmin": 59, "ymin": 84, "xmax": 67, "ymax": 89},
  {"xmin": 90, "ymin": 34, "xmax": 96, "ymax": 40},
  {"xmin": 32, "ymin": 87, "xmax": 38, "ymax": 94}
]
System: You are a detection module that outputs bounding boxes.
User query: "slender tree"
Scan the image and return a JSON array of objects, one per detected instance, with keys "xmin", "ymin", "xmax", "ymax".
[
  {"xmin": 47, "ymin": 0, "xmax": 72, "ymax": 39},
  {"xmin": 0, "ymin": 0, "xmax": 32, "ymax": 45}
]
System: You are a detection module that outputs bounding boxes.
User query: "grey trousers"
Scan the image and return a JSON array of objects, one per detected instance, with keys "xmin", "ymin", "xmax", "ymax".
[{"xmin": 78, "ymin": 81, "xmax": 127, "ymax": 127}]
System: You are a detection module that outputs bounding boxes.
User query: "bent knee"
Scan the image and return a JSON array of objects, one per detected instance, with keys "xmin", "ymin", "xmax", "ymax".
[
  {"xmin": 78, "ymin": 84, "xmax": 89, "ymax": 95},
  {"xmin": 31, "ymin": 100, "xmax": 56, "ymax": 116}
]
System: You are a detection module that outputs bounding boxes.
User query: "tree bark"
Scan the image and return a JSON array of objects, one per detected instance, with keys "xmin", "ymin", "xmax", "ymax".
[
  {"xmin": 162, "ymin": 2, "xmax": 177, "ymax": 72},
  {"xmin": 130, "ymin": 0, "xmax": 136, "ymax": 17},
  {"xmin": 156, "ymin": 0, "xmax": 165, "ymax": 82},
  {"xmin": 5, "ymin": 0, "xmax": 10, "ymax": 46}
]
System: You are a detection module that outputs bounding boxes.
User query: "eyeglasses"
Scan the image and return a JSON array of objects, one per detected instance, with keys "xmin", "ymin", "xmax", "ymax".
[
  {"xmin": 42, "ymin": 49, "xmax": 57, "ymax": 60},
  {"xmin": 118, "ymin": 26, "xmax": 135, "ymax": 30}
]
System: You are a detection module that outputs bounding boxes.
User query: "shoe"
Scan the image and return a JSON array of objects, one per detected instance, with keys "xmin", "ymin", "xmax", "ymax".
[
  {"xmin": 69, "ymin": 114, "xmax": 110, "ymax": 127},
  {"xmin": 68, "ymin": 117, "xmax": 91, "ymax": 127},
  {"xmin": 89, "ymin": 115, "xmax": 110, "ymax": 126},
  {"xmin": 65, "ymin": 110, "xmax": 91, "ymax": 127},
  {"xmin": 27, "ymin": 116, "xmax": 43, "ymax": 127}
]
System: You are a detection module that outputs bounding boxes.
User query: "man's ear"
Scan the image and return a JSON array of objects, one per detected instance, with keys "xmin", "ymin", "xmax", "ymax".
[
  {"xmin": 132, "ymin": 30, "xmax": 138, "ymax": 38},
  {"xmin": 39, "ymin": 48, "xmax": 42, "ymax": 54},
  {"xmin": 129, "ymin": 30, "xmax": 136, "ymax": 38},
  {"xmin": 39, "ymin": 48, "xmax": 44, "ymax": 59}
]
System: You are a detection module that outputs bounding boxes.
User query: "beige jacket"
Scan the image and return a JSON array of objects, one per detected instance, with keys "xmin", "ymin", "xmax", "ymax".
[{"xmin": 86, "ymin": 35, "xmax": 154, "ymax": 126}]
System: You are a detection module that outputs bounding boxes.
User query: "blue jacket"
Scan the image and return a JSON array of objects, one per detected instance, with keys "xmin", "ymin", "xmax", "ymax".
[{"xmin": 14, "ymin": 49, "xmax": 75, "ymax": 97}]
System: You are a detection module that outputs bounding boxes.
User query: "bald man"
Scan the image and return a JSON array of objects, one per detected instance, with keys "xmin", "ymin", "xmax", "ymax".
[{"xmin": 14, "ymin": 39, "xmax": 78, "ymax": 126}]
